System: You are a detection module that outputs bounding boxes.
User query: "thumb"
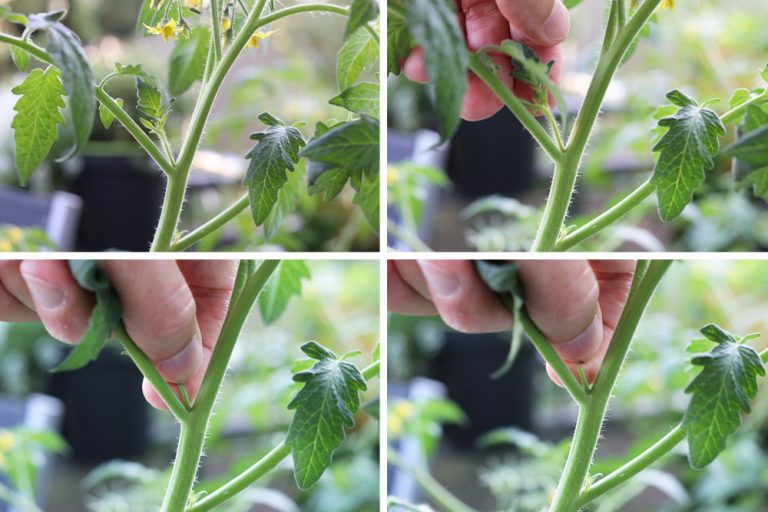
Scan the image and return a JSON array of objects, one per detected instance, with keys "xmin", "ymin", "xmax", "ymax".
[
  {"xmin": 496, "ymin": 0, "xmax": 570, "ymax": 47},
  {"xmin": 516, "ymin": 260, "xmax": 602, "ymax": 364}
]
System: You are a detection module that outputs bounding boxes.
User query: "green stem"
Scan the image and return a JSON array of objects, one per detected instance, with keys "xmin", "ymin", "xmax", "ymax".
[
  {"xmin": 531, "ymin": 0, "xmax": 662, "ymax": 252},
  {"xmin": 210, "ymin": 0, "xmax": 223, "ymax": 62},
  {"xmin": 555, "ymin": 178, "xmax": 655, "ymax": 251},
  {"xmin": 160, "ymin": 260, "xmax": 279, "ymax": 512},
  {"xmin": 521, "ymin": 311, "xmax": 588, "ymax": 405},
  {"xmin": 362, "ymin": 360, "xmax": 380, "ymax": 380},
  {"xmin": 187, "ymin": 442, "xmax": 292, "ymax": 512},
  {"xmin": 170, "ymin": 193, "xmax": 249, "ymax": 251},
  {"xmin": 720, "ymin": 88, "xmax": 768, "ymax": 125},
  {"xmin": 95, "ymin": 89, "xmax": 176, "ymax": 176},
  {"xmin": 468, "ymin": 53, "xmax": 563, "ymax": 164},
  {"xmin": 602, "ymin": 0, "xmax": 619, "ymax": 54},
  {"xmin": 388, "ymin": 447, "xmax": 478, "ymax": 512},
  {"xmin": 576, "ymin": 423, "xmax": 685, "ymax": 508},
  {"xmin": 254, "ymin": 4, "xmax": 349, "ymax": 27},
  {"xmin": 115, "ymin": 324, "xmax": 189, "ymax": 422},
  {"xmin": 0, "ymin": 32, "xmax": 52, "ymax": 64},
  {"xmin": 388, "ymin": 219, "xmax": 433, "ymax": 252},
  {"xmin": 151, "ymin": 0, "xmax": 268, "ymax": 251},
  {"xmin": 548, "ymin": 260, "xmax": 671, "ymax": 512}
]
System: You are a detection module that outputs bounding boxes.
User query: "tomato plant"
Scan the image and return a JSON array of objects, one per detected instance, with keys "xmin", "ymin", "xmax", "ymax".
[
  {"xmin": 0, "ymin": 0, "xmax": 380, "ymax": 251},
  {"xmin": 388, "ymin": 0, "xmax": 768, "ymax": 252},
  {"xmin": 13, "ymin": 259, "xmax": 380, "ymax": 512},
  {"xmin": 387, "ymin": 260, "xmax": 768, "ymax": 512}
]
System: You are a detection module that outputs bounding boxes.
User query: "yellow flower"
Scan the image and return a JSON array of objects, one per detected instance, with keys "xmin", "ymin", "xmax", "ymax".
[
  {"xmin": 0, "ymin": 240, "xmax": 11, "ymax": 252},
  {"xmin": 8, "ymin": 226, "xmax": 22, "ymax": 244},
  {"xmin": 387, "ymin": 166, "xmax": 399, "ymax": 186},
  {"xmin": 221, "ymin": 17, "xmax": 232, "ymax": 32},
  {"xmin": 660, "ymin": 0, "xmax": 674, "ymax": 8},
  {"xmin": 185, "ymin": 0, "xmax": 202, "ymax": 8},
  {"xmin": 0, "ymin": 430, "xmax": 15, "ymax": 452},
  {"xmin": 246, "ymin": 30, "xmax": 276, "ymax": 48},
  {"xmin": 144, "ymin": 19, "xmax": 183, "ymax": 42}
]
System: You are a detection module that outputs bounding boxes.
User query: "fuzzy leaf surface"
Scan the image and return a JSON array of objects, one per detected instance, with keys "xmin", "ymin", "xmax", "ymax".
[
  {"xmin": 652, "ymin": 90, "xmax": 725, "ymax": 221},
  {"xmin": 11, "ymin": 67, "xmax": 66, "ymax": 185},
  {"xmin": 286, "ymin": 342, "xmax": 367, "ymax": 488},
  {"xmin": 684, "ymin": 324, "xmax": 765, "ymax": 469},
  {"xmin": 244, "ymin": 113, "xmax": 306, "ymax": 226}
]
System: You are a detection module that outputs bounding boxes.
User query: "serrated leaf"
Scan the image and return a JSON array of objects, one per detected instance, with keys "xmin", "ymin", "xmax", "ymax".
[
  {"xmin": 337, "ymin": 27, "xmax": 378, "ymax": 92},
  {"xmin": 136, "ymin": 77, "xmax": 165, "ymax": 120},
  {"xmin": 54, "ymin": 261, "xmax": 122, "ymax": 372},
  {"xmin": 329, "ymin": 82, "xmax": 379, "ymax": 117},
  {"xmin": 115, "ymin": 62, "xmax": 155, "ymax": 81},
  {"xmin": 262, "ymin": 160, "xmax": 304, "ymax": 241},
  {"xmin": 387, "ymin": 0, "xmax": 411, "ymax": 74},
  {"xmin": 684, "ymin": 324, "xmax": 766, "ymax": 469},
  {"xmin": 99, "ymin": 98, "xmax": 123, "ymax": 130},
  {"xmin": 408, "ymin": 0, "xmax": 468, "ymax": 139},
  {"xmin": 169, "ymin": 27, "xmax": 209, "ymax": 96},
  {"xmin": 244, "ymin": 113, "xmax": 306, "ymax": 226},
  {"xmin": 727, "ymin": 105, "xmax": 768, "ymax": 200},
  {"xmin": 475, "ymin": 261, "xmax": 524, "ymax": 379},
  {"xmin": 258, "ymin": 260, "xmax": 311, "ymax": 324},
  {"xmin": 353, "ymin": 173, "xmax": 380, "ymax": 229},
  {"xmin": 651, "ymin": 90, "xmax": 725, "ymax": 221},
  {"xmin": 9, "ymin": 46, "xmax": 30, "ymax": 72},
  {"xmin": 345, "ymin": 0, "xmax": 378, "ymax": 40},
  {"xmin": 11, "ymin": 67, "xmax": 66, "ymax": 185},
  {"xmin": 28, "ymin": 12, "xmax": 96, "ymax": 161},
  {"xmin": 301, "ymin": 116, "xmax": 379, "ymax": 182},
  {"xmin": 286, "ymin": 342, "xmax": 367, "ymax": 489}
]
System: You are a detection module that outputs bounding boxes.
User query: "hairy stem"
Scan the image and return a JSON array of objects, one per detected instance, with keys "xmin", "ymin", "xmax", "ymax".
[
  {"xmin": 468, "ymin": 53, "xmax": 564, "ymax": 163},
  {"xmin": 115, "ymin": 324, "xmax": 188, "ymax": 422},
  {"xmin": 720, "ymin": 88, "xmax": 768, "ymax": 125},
  {"xmin": 388, "ymin": 447, "xmax": 478, "ymax": 512},
  {"xmin": 210, "ymin": 0, "xmax": 223, "ymax": 62},
  {"xmin": 576, "ymin": 422, "xmax": 685, "ymax": 508},
  {"xmin": 531, "ymin": 0, "xmax": 662, "ymax": 251},
  {"xmin": 521, "ymin": 311, "xmax": 588, "ymax": 405},
  {"xmin": 170, "ymin": 193, "xmax": 250, "ymax": 251},
  {"xmin": 555, "ymin": 178, "xmax": 655, "ymax": 251},
  {"xmin": 0, "ymin": 32, "xmax": 52, "ymax": 64},
  {"xmin": 548, "ymin": 260, "xmax": 671, "ymax": 512},
  {"xmin": 160, "ymin": 260, "xmax": 279, "ymax": 512}
]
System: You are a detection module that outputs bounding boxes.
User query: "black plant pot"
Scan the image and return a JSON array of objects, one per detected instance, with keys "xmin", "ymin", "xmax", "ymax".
[
  {"xmin": 446, "ymin": 108, "xmax": 536, "ymax": 198},
  {"xmin": 71, "ymin": 155, "xmax": 164, "ymax": 251},
  {"xmin": 429, "ymin": 332, "xmax": 537, "ymax": 448},
  {"xmin": 47, "ymin": 346, "xmax": 149, "ymax": 464}
]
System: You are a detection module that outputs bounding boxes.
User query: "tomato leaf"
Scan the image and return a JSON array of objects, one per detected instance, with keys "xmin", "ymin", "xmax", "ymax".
[
  {"xmin": 329, "ymin": 82, "xmax": 379, "ymax": 118},
  {"xmin": 9, "ymin": 46, "xmax": 30, "ymax": 72},
  {"xmin": 258, "ymin": 260, "xmax": 311, "ymax": 324},
  {"xmin": 302, "ymin": 116, "xmax": 379, "ymax": 183},
  {"xmin": 262, "ymin": 160, "xmax": 304, "ymax": 241},
  {"xmin": 353, "ymin": 173, "xmax": 380, "ymax": 229},
  {"xmin": 345, "ymin": 0, "xmax": 378, "ymax": 40},
  {"xmin": 11, "ymin": 67, "xmax": 66, "ymax": 186},
  {"xmin": 475, "ymin": 261, "xmax": 525, "ymax": 379},
  {"xmin": 726, "ymin": 105, "xmax": 768, "ymax": 200},
  {"xmin": 29, "ymin": 11, "xmax": 96, "ymax": 161},
  {"xmin": 386, "ymin": 0, "xmax": 411, "ymax": 74},
  {"xmin": 99, "ymin": 98, "xmax": 123, "ymax": 130},
  {"xmin": 337, "ymin": 27, "xmax": 378, "ymax": 92},
  {"xmin": 407, "ymin": 0, "xmax": 468, "ymax": 139},
  {"xmin": 136, "ymin": 77, "xmax": 165, "ymax": 121},
  {"xmin": 168, "ymin": 26, "xmax": 209, "ymax": 96},
  {"xmin": 286, "ymin": 341, "xmax": 367, "ymax": 489},
  {"xmin": 53, "ymin": 261, "xmax": 122, "ymax": 372},
  {"xmin": 684, "ymin": 324, "xmax": 765, "ymax": 469},
  {"xmin": 244, "ymin": 112, "xmax": 306, "ymax": 226},
  {"xmin": 651, "ymin": 90, "xmax": 725, "ymax": 221}
]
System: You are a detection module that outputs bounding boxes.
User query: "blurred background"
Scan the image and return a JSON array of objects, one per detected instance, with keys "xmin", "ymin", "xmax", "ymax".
[
  {"xmin": 0, "ymin": 260, "xmax": 380, "ymax": 512},
  {"xmin": 388, "ymin": 0, "xmax": 768, "ymax": 252},
  {"xmin": 0, "ymin": 0, "xmax": 378, "ymax": 252},
  {"xmin": 388, "ymin": 260, "xmax": 768, "ymax": 511}
]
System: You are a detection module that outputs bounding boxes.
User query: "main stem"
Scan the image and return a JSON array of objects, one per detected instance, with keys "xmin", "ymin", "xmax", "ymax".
[
  {"xmin": 547, "ymin": 260, "xmax": 671, "ymax": 512},
  {"xmin": 160, "ymin": 260, "xmax": 279, "ymax": 512},
  {"xmin": 531, "ymin": 0, "xmax": 663, "ymax": 251}
]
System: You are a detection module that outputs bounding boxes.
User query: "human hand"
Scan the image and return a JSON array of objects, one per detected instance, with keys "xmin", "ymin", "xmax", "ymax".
[
  {"xmin": 0, "ymin": 260, "xmax": 237, "ymax": 410},
  {"xmin": 403, "ymin": 0, "xmax": 570, "ymax": 121},
  {"xmin": 388, "ymin": 260, "xmax": 635, "ymax": 384}
]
